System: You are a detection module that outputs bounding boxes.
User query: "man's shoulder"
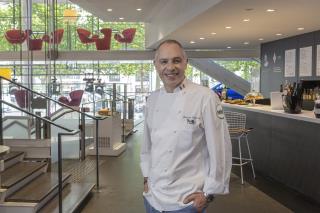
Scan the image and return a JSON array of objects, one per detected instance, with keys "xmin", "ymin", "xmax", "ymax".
[{"xmin": 188, "ymin": 81, "xmax": 214, "ymax": 96}]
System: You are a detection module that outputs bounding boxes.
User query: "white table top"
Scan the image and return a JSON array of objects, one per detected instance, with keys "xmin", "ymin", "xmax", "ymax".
[
  {"xmin": 222, "ymin": 103, "xmax": 320, "ymax": 124},
  {"xmin": 0, "ymin": 145, "xmax": 10, "ymax": 156}
]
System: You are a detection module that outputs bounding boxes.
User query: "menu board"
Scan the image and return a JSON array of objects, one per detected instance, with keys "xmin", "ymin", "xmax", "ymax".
[
  {"xmin": 317, "ymin": 45, "xmax": 320, "ymax": 76},
  {"xmin": 299, "ymin": 46, "xmax": 312, "ymax": 77},
  {"xmin": 284, "ymin": 49, "xmax": 296, "ymax": 77}
]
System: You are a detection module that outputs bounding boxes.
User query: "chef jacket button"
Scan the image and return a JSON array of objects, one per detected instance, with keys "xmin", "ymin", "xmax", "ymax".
[
  {"xmin": 168, "ymin": 150, "xmax": 173, "ymax": 153},
  {"xmin": 164, "ymin": 169, "xmax": 167, "ymax": 172},
  {"xmin": 173, "ymin": 131, "xmax": 177, "ymax": 133},
  {"xmin": 178, "ymin": 110, "xmax": 182, "ymax": 114}
]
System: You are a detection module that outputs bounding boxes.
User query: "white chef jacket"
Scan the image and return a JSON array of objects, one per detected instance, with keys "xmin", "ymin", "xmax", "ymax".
[{"xmin": 140, "ymin": 79, "xmax": 232, "ymax": 211}]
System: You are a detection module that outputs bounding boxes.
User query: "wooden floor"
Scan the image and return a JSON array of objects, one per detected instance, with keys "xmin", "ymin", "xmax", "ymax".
[{"xmin": 79, "ymin": 124, "xmax": 320, "ymax": 213}]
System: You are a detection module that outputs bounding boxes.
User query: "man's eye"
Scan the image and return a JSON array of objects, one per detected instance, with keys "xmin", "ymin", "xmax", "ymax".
[
  {"xmin": 160, "ymin": 60, "xmax": 168, "ymax": 64},
  {"xmin": 173, "ymin": 59, "xmax": 181, "ymax": 64}
]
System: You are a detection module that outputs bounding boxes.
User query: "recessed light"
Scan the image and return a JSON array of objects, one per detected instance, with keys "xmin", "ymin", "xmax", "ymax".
[
  {"xmin": 243, "ymin": 18, "xmax": 250, "ymax": 22},
  {"xmin": 243, "ymin": 42, "xmax": 250, "ymax": 45},
  {"xmin": 225, "ymin": 26, "xmax": 232, "ymax": 29},
  {"xmin": 107, "ymin": 8, "xmax": 112, "ymax": 12},
  {"xmin": 227, "ymin": 46, "xmax": 231, "ymax": 49},
  {"xmin": 211, "ymin": 32, "xmax": 217, "ymax": 35},
  {"xmin": 258, "ymin": 38, "xmax": 264, "ymax": 41},
  {"xmin": 190, "ymin": 41, "xmax": 196, "ymax": 44},
  {"xmin": 119, "ymin": 17, "xmax": 124, "ymax": 20},
  {"xmin": 266, "ymin": 9, "xmax": 276, "ymax": 12},
  {"xmin": 297, "ymin": 27, "xmax": 304, "ymax": 31},
  {"xmin": 199, "ymin": 37, "xmax": 205, "ymax": 40},
  {"xmin": 136, "ymin": 8, "xmax": 142, "ymax": 11},
  {"xmin": 276, "ymin": 33, "xmax": 282, "ymax": 36}
]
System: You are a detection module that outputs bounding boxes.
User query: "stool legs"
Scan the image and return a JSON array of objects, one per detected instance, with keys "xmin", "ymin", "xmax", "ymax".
[
  {"xmin": 245, "ymin": 134, "xmax": 256, "ymax": 179},
  {"xmin": 238, "ymin": 137, "xmax": 244, "ymax": 184}
]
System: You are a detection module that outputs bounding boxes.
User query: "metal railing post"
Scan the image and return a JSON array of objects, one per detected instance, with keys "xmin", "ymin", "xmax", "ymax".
[
  {"xmin": 35, "ymin": 111, "xmax": 42, "ymax": 139},
  {"xmin": 80, "ymin": 107, "xmax": 86, "ymax": 161},
  {"xmin": 95, "ymin": 119, "xmax": 100, "ymax": 189},
  {"xmin": 58, "ymin": 133, "xmax": 63, "ymax": 213}
]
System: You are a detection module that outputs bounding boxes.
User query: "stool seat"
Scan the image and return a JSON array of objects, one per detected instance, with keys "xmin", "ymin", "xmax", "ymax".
[{"xmin": 224, "ymin": 111, "xmax": 256, "ymax": 184}]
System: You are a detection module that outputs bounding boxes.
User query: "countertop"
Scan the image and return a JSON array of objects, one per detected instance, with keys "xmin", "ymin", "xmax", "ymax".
[{"xmin": 222, "ymin": 103, "xmax": 320, "ymax": 124}]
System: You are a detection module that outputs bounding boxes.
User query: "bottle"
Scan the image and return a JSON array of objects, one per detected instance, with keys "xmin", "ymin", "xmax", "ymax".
[{"xmin": 280, "ymin": 84, "xmax": 283, "ymax": 93}]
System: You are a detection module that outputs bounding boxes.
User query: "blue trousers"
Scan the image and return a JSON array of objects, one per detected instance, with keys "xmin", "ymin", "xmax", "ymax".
[{"xmin": 143, "ymin": 197, "xmax": 206, "ymax": 213}]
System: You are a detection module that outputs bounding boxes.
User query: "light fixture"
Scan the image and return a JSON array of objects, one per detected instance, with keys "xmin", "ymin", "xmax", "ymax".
[
  {"xmin": 258, "ymin": 38, "xmax": 264, "ymax": 41},
  {"xmin": 199, "ymin": 37, "xmax": 205, "ymax": 40},
  {"xmin": 243, "ymin": 18, "xmax": 250, "ymax": 22},
  {"xmin": 225, "ymin": 26, "xmax": 232, "ymax": 29},
  {"xmin": 136, "ymin": 8, "xmax": 142, "ymax": 11},
  {"xmin": 211, "ymin": 32, "xmax": 217, "ymax": 35},
  {"xmin": 83, "ymin": 73, "xmax": 95, "ymax": 93},
  {"xmin": 227, "ymin": 46, "xmax": 231, "ymax": 49},
  {"xmin": 94, "ymin": 79, "xmax": 105, "ymax": 96},
  {"xmin": 297, "ymin": 27, "xmax": 304, "ymax": 31},
  {"xmin": 266, "ymin": 9, "xmax": 276, "ymax": 12},
  {"xmin": 107, "ymin": 8, "xmax": 113, "ymax": 12},
  {"xmin": 190, "ymin": 41, "xmax": 195, "ymax": 44},
  {"xmin": 119, "ymin": 17, "xmax": 124, "ymax": 20},
  {"xmin": 276, "ymin": 33, "xmax": 282, "ymax": 36},
  {"xmin": 63, "ymin": 8, "xmax": 78, "ymax": 23},
  {"xmin": 243, "ymin": 42, "xmax": 250, "ymax": 45}
]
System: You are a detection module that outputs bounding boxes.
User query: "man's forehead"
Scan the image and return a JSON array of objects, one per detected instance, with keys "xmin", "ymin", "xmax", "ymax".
[{"xmin": 156, "ymin": 44, "xmax": 185, "ymax": 59}]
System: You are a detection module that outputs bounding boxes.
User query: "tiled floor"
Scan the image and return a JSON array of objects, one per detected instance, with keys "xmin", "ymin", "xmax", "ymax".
[{"xmin": 81, "ymin": 124, "xmax": 320, "ymax": 213}]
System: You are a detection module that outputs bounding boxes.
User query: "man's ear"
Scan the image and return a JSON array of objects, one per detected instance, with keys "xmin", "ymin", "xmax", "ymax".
[
  {"xmin": 153, "ymin": 60, "xmax": 156, "ymax": 65},
  {"xmin": 186, "ymin": 58, "xmax": 189, "ymax": 63}
]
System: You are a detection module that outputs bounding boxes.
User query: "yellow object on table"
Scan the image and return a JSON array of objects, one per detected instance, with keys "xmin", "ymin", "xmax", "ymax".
[
  {"xmin": 0, "ymin": 68, "xmax": 12, "ymax": 80},
  {"xmin": 98, "ymin": 108, "xmax": 112, "ymax": 116}
]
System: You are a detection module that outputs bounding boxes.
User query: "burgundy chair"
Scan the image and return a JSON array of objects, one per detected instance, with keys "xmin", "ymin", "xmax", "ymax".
[
  {"xmin": 94, "ymin": 28, "xmax": 112, "ymax": 50},
  {"xmin": 114, "ymin": 28, "xmax": 136, "ymax": 49},
  {"xmin": 58, "ymin": 90, "xmax": 84, "ymax": 107},
  {"xmin": 42, "ymin": 29, "xmax": 64, "ymax": 45},
  {"xmin": 4, "ymin": 29, "xmax": 27, "ymax": 44},
  {"xmin": 25, "ymin": 30, "xmax": 43, "ymax": 51},
  {"xmin": 76, "ymin": 28, "xmax": 95, "ymax": 44},
  {"xmin": 14, "ymin": 89, "xmax": 30, "ymax": 108}
]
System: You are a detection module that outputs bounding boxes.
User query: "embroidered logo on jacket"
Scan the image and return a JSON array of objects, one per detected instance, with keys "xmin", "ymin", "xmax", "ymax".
[{"xmin": 216, "ymin": 104, "xmax": 224, "ymax": 119}]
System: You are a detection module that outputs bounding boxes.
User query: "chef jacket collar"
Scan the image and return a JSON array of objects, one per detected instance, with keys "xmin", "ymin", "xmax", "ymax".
[{"xmin": 161, "ymin": 77, "xmax": 188, "ymax": 94}]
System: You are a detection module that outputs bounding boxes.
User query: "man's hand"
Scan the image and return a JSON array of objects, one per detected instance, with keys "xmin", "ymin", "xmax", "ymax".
[
  {"xmin": 143, "ymin": 177, "xmax": 149, "ymax": 193},
  {"xmin": 183, "ymin": 192, "xmax": 207, "ymax": 213}
]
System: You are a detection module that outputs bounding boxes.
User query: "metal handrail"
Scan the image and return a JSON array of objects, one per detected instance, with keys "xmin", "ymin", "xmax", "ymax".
[
  {"xmin": 0, "ymin": 76, "xmax": 97, "ymax": 120},
  {"xmin": 57, "ymin": 130, "xmax": 80, "ymax": 213},
  {"xmin": 1, "ymin": 100, "xmax": 73, "ymax": 132}
]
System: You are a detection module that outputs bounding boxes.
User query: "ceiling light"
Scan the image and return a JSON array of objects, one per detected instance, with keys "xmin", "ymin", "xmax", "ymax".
[
  {"xmin": 199, "ymin": 37, "xmax": 205, "ymax": 40},
  {"xmin": 266, "ymin": 9, "xmax": 276, "ymax": 12},
  {"xmin": 190, "ymin": 41, "xmax": 195, "ymax": 44},
  {"xmin": 136, "ymin": 8, "xmax": 142, "ymax": 11},
  {"xmin": 276, "ymin": 33, "xmax": 282, "ymax": 36},
  {"xmin": 107, "ymin": 8, "xmax": 112, "ymax": 12},
  {"xmin": 211, "ymin": 32, "xmax": 217, "ymax": 35},
  {"xmin": 243, "ymin": 18, "xmax": 250, "ymax": 22},
  {"xmin": 297, "ymin": 27, "xmax": 304, "ymax": 31},
  {"xmin": 225, "ymin": 26, "xmax": 232, "ymax": 29},
  {"xmin": 258, "ymin": 38, "xmax": 264, "ymax": 41},
  {"xmin": 119, "ymin": 17, "xmax": 124, "ymax": 20},
  {"xmin": 243, "ymin": 42, "xmax": 250, "ymax": 45},
  {"xmin": 227, "ymin": 46, "xmax": 231, "ymax": 49}
]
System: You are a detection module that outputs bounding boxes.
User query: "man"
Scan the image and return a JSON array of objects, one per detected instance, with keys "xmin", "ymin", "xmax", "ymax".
[{"xmin": 140, "ymin": 40, "xmax": 232, "ymax": 213}]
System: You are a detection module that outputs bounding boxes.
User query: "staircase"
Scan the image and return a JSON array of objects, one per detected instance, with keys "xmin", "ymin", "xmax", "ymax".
[{"xmin": 0, "ymin": 150, "xmax": 94, "ymax": 213}]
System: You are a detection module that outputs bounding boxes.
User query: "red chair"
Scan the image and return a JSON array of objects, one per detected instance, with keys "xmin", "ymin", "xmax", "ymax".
[
  {"xmin": 42, "ymin": 29, "xmax": 64, "ymax": 44},
  {"xmin": 58, "ymin": 90, "xmax": 84, "ymax": 107},
  {"xmin": 94, "ymin": 28, "xmax": 112, "ymax": 50},
  {"xmin": 4, "ymin": 29, "xmax": 27, "ymax": 44},
  {"xmin": 76, "ymin": 28, "xmax": 96, "ymax": 49},
  {"xmin": 25, "ymin": 30, "xmax": 43, "ymax": 51},
  {"xmin": 14, "ymin": 89, "xmax": 30, "ymax": 108},
  {"xmin": 114, "ymin": 28, "xmax": 136, "ymax": 49}
]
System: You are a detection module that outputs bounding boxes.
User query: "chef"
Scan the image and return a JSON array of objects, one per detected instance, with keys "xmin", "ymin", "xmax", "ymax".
[{"xmin": 140, "ymin": 39, "xmax": 232, "ymax": 213}]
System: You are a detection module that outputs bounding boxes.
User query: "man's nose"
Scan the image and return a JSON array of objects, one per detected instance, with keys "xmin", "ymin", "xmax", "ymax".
[{"xmin": 166, "ymin": 62, "xmax": 175, "ymax": 70}]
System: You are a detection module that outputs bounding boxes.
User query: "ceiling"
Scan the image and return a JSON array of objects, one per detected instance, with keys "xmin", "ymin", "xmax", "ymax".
[{"xmin": 69, "ymin": 0, "xmax": 320, "ymax": 53}]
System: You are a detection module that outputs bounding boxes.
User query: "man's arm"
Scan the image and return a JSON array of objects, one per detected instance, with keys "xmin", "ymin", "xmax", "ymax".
[
  {"xmin": 140, "ymin": 102, "xmax": 152, "ymax": 187},
  {"xmin": 202, "ymin": 92, "xmax": 232, "ymax": 195}
]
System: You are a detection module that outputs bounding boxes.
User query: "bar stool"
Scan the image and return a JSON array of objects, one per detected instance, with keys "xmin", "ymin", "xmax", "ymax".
[{"xmin": 224, "ymin": 111, "xmax": 256, "ymax": 184}]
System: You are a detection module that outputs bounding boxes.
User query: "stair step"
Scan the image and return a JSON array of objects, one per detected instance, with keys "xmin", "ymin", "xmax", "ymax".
[
  {"xmin": 0, "ymin": 151, "xmax": 24, "ymax": 172},
  {"xmin": 6, "ymin": 172, "xmax": 71, "ymax": 202},
  {"xmin": 38, "ymin": 182, "xmax": 95, "ymax": 213},
  {"xmin": 0, "ymin": 151, "xmax": 24, "ymax": 162},
  {"xmin": 0, "ymin": 162, "xmax": 47, "ymax": 188}
]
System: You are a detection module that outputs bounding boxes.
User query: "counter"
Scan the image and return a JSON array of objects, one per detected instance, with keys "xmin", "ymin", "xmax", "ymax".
[{"xmin": 223, "ymin": 103, "xmax": 320, "ymax": 203}]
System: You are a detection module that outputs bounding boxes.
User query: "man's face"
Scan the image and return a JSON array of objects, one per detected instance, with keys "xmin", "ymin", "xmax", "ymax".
[{"xmin": 154, "ymin": 43, "xmax": 187, "ymax": 92}]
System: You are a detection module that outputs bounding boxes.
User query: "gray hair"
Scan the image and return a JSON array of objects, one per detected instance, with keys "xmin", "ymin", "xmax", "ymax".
[{"xmin": 154, "ymin": 39, "xmax": 187, "ymax": 60}]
